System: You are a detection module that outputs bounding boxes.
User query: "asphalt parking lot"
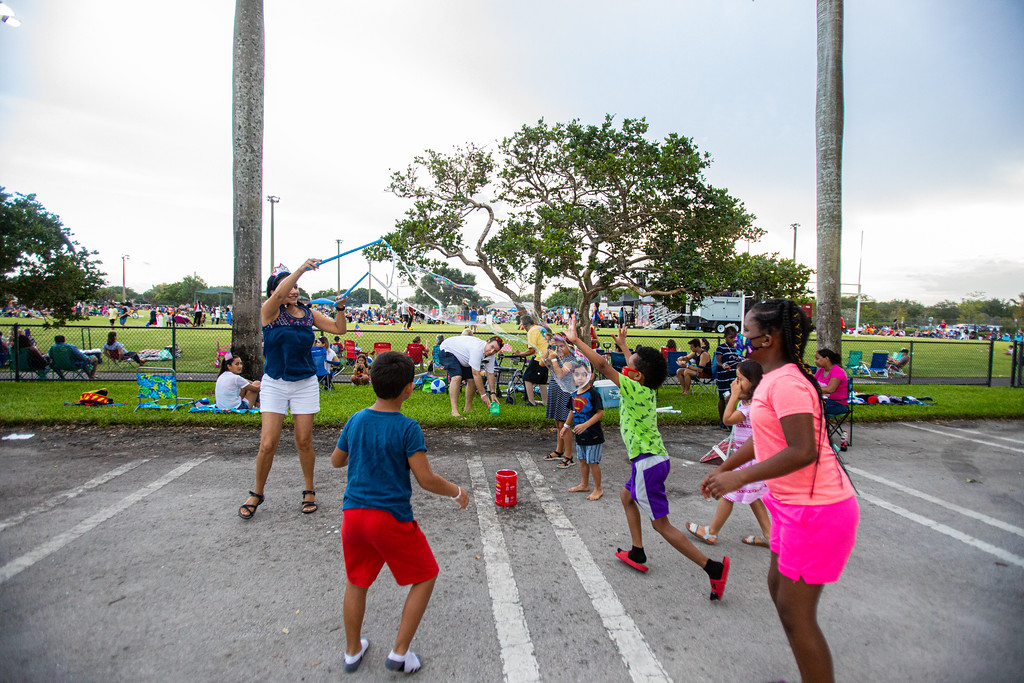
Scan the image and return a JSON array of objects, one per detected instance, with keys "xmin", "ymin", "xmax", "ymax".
[{"xmin": 1, "ymin": 420, "xmax": 1022, "ymax": 682}]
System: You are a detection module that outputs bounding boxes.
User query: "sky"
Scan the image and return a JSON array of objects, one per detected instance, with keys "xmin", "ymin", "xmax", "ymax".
[{"xmin": 1, "ymin": 0, "xmax": 1022, "ymax": 306}]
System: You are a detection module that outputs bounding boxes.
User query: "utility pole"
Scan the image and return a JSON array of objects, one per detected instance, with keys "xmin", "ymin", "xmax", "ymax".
[
  {"xmin": 121, "ymin": 254, "xmax": 130, "ymax": 302},
  {"xmin": 336, "ymin": 239, "xmax": 344, "ymax": 296},
  {"xmin": 790, "ymin": 223, "xmax": 799, "ymax": 261},
  {"xmin": 855, "ymin": 231, "xmax": 864, "ymax": 334},
  {"xmin": 267, "ymin": 195, "xmax": 280, "ymax": 272}
]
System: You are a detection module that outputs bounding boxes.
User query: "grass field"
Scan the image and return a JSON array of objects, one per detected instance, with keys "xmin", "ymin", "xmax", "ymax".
[
  {"xmin": 1, "ymin": 378, "xmax": 1020, "ymax": 430},
  {"xmin": 2, "ymin": 315, "xmax": 1017, "ymax": 381}
]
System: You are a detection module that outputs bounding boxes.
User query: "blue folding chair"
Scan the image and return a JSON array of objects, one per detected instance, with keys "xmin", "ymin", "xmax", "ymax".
[
  {"xmin": 134, "ymin": 368, "xmax": 194, "ymax": 411},
  {"xmin": 867, "ymin": 351, "xmax": 890, "ymax": 378},
  {"xmin": 312, "ymin": 346, "xmax": 332, "ymax": 391},
  {"xmin": 610, "ymin": 352, "xmax": 627, "ymax": 372}
]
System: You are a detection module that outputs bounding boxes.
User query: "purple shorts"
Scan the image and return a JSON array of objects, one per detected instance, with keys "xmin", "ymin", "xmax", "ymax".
[{"xmin": 624, "ymin": 453, "xmax": 671, "ymax": 520}]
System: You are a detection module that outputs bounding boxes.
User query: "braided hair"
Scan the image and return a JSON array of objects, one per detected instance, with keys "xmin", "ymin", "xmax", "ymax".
[
  {"xmin": 748, "ymin": 299, "xmax": 832, "ymax": 497},
  {"xmin": 747, "ymin": 299, "xmax": 821, "ymax": 401}
]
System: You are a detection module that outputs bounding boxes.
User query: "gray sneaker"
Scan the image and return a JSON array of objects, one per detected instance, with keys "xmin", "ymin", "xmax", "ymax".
[
  {"xmin": 344, "ymin": 639, "xmax": 369, "ymax": 674},
  {"xmin": 384, "ymin": 650, "xmax": 422, "ymax": 674}
]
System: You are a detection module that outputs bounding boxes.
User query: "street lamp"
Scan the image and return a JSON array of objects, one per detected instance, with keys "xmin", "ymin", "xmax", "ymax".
[
  {"xmin": 790, "ymin": 223, "xmax": 799, "ymax": 261},
  {"xmin": 121, "ymin": 254, "xmax": 130, "ymax": 303},
  {"xmin": 342, "ymin": 239, "xmax": 350, "ymax": 294},
  {"xmin": 267, "ymin": 195, "xmax": 280, "ymax": 272}
]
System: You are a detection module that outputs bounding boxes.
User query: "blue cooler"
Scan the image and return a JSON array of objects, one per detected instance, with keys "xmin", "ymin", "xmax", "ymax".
[{"xmin": 593, "ymin": 379, "xmax": 620, "ymax": 408}]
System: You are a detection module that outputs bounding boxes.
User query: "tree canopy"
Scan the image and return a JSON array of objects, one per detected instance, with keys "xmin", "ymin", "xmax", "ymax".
[
  {"xmin": 0, "ymin": 187, "xmax": 106, "ymax": 323},
  {"xmin": 381, "ymin": 116, "xmax": 762, "ymax": 326}
]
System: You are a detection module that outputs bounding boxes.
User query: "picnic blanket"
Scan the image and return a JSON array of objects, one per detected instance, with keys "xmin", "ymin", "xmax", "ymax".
[
  {"xmin": 852, "ymin": 393, "xmax": 935, "ymax": 406},
  {"xmin": 189, "ymin": 403, "xmax": 260, "ymax": 414}
]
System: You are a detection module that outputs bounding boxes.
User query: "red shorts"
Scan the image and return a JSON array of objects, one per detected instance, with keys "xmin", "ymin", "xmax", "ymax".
[{"xmin": 341, "ymin": 508, "xmax": 439, "ymax": 587}]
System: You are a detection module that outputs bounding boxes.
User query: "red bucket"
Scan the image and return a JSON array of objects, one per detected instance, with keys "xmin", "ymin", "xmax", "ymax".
[{"xmin": 495, "ymin": 469, "xmax": 517, "ymax": 507}]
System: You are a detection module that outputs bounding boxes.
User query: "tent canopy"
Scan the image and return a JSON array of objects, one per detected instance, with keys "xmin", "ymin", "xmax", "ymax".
[{"xmin": 197, "ymin": 287, "xmax": 233, "ymax": 294}]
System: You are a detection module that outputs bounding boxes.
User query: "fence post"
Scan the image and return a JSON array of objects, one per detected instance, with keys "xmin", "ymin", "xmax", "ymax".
[
  {"xmin": 908, "ymin": 340, "xmax": 914, "ymax": 385},
  {"xmin": 1013, "ymin": 340, "xmax": 1021, "ymax": 388},
  {"xmin": 987, "ymin": 339, "xmax": 994, "ymax": 387},
  {"xmin": 12, "ymin": 323, "xmax": 19, "ymax": 382},
  {"xmin": 171, "ymin": 323, "xmax": 177, "ymax": 373}
]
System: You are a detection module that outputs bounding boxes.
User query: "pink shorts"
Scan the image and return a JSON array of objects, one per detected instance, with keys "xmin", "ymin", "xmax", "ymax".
[
  {"xmin": 342, "ymin": 508, "xmax": 439, "ymax": 587},
  {"xmin": 764, "ymin": 492, "xmax": 859, "ymax": 584}
]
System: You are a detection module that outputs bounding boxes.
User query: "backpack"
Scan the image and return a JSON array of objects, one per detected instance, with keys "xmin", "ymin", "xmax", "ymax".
[{"xmin": 79, "ymin": 389, "xmax": 113, "ymax": 406}]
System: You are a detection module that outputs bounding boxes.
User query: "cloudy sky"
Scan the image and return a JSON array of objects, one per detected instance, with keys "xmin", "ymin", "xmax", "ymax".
[{"xmin": 1, "ymin": 0, "xmax": 1021, "ymax": 305}]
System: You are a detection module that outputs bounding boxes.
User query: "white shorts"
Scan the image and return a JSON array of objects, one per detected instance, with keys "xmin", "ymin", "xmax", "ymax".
[{"xmin": 259, "ymin": 375, "xmax": 320, "ymax": 415}]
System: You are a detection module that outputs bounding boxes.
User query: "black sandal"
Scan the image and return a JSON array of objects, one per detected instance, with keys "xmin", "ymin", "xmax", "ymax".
[
  {"xmin": 543, "ymin": 450, "xmax": 564, "ymax": 461},
  {"xmin": 301, "ymin": 490, "xmax": 318, "ymax": 514},
  {"xmin": 556, "ymin": 457, "xmax": 576, "ymax": 469},
  {"xmin": 238, "ymin": 491, "xmax": 264, "ymax": 520}
]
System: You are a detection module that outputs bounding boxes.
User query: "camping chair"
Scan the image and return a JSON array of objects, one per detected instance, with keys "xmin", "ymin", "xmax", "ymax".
[
  {"xmin": 134, "ymin": 367, "xmax": 194, "ymax": 411},
  {"xmin": 692, "ymin": 373, "xmax": 717, "ymax": 397},
  {"xmin": 610, "ymin": 352, "xmax": 627, "ymax": 372},
  {"xmin": 824, "ymin": 376, "xmax": 854, "ymax": 451},
  {"xmin": 214, "ymin": 340, "xmax": 230, "ymax": 369},
  {"xmin": 373, "ymin": 341, "xmax": 392, "ymax": 358},
  {"xmin": 344, "ymin": 339, "xmax": 357, "ymax": 366},
  {"xmin": 312, "ymin": 347, "xmax": 332, "ymax": 391},
  {"xmin": 888, "ymin": 352, "xmax": 910, "ymax": 378},
  {"xmin": 49, "ymin": 346, "xmax": 90, "ymax": 380},
  {"xmin": 844, "ymin": 350, "xmax": 868, "ymax": 376},
  {"xmin": 665, "ymin": 351, "xmax": 686, "ymax": 384},
  {"xmin": 13, "ymin": 347, "xmax": 50, "ymax": 380},
  {"xmin": 867, "ymin": 351, "xmax": 890, "ymax": 378},
  {"xmin": 103, "ymin": 347, "xmax": 135, "ymax": 370}
]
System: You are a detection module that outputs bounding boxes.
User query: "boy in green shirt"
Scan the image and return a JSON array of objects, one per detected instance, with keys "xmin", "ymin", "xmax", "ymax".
[{"xmin": 563, "ymin": 316, "xmax": 730, "ymax": 600}]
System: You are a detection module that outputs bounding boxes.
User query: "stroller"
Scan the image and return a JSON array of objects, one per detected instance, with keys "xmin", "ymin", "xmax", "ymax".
[{"xmin": 495, "ymin": 354, "xmax": 531, "ymax": 405}]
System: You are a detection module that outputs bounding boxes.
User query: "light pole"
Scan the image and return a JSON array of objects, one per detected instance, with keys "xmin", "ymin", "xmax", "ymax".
[
  {"xmin": 342, "ymin": 239, "xmax": 350, "ymax": 294},
  {"xmin": 121, "ymin": 254, "xmax": 130, "ymax": 302},
  {"xmin": 267, "ymin": 195, "xmax": 280, "ymax": 272},
  {"xmin": 790, "ymin": 223, "xmax": 799, "ymax": 261}
]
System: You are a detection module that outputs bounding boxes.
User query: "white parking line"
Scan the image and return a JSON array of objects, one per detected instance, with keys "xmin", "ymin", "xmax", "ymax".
[
  {"xmin": 847, "ymin": 466, "xmax": 1024, "ymax": 538},
  {"xmin": 920, "ymin": 424, "xmax": 1024, "ymax": 445},
  {"xmin": 901, "ymin": 423, "xmax": 1024, "ymax": 454},
  {"xmin": 516, "ymin": 453, "xmax": 672, "ymax": 683},
  {"xmin": 0, "ymin": 456, "xmax": 211, "ymax": 585},
  {"xmin": 0, "ymin": 459, "xmax": 151, "ymax": 533},
  {"xmin": 467, "ymin": 455, "xmax": 541, "ymax": 683},
  {"xmin": 860, "ymin": 492, "xmax": 1024, "ymax": 569}
]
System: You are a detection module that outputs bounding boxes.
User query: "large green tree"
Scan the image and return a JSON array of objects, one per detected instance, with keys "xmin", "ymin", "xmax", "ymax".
[
  {"xmin": 383, "ymin": 117, "xmax": 759, "ymax": 329},
  {"xmin": 409, "ymin": 263, "xmax": 479, "ymax": 308},
  {"xmin": 0, "ymin": 188, "xmax": 105, "ymax": 323},
  {"xmin": 728, "ymin": 253, "xmax": 814, "ymax": 303}
]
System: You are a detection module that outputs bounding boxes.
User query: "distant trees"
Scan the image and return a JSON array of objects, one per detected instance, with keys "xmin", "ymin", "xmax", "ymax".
[
  {"xmin": 0, "ymin": 187, "xmax": 105, "ymax": 324},
  {"xmin": 841, "ymin": 295, "xmax": 1017, "ymax": 329}
]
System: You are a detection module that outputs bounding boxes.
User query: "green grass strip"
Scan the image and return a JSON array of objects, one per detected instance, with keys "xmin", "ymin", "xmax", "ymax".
[{"xmin": 1, "ymin": 381, "xmax": 1020, "ymax": 429}]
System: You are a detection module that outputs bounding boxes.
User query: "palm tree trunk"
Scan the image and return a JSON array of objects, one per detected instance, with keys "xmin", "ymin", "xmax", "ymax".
[
  {"xmin": 815, "ymin": 0, "xmax": 844, "ymax": 354},
  {"xmin": 232, "ymin": 0, "xmax": 265, "ymax": 375}
]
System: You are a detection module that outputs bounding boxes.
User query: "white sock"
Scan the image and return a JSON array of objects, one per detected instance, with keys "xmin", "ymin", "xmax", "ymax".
[
  {"xmin": 388, "ymin": 650, "xmax": 421, "ymax": 672},
  {"xmin": 345, "ymin": 638, "xmax": 368, "ymax": 665}
]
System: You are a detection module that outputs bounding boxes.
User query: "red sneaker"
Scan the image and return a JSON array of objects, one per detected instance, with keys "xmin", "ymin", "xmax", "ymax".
[{"xmin": 709, "ymin": 556, "xmax": 730, "ymax": 601}]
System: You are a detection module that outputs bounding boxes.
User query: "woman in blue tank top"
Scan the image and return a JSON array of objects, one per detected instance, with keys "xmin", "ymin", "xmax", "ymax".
[{"xmin": 238, "ymin": 259, "xmax": 349, "ymax": 520}]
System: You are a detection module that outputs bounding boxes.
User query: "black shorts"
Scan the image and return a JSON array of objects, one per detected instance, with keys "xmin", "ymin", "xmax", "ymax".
[
  {"xmin": 440, "ymin": 350, "xmax": 473, "ymax": 381},
  {"xmin": 524, "ymin": 359, "xmax": 548, "ymax": 384}
]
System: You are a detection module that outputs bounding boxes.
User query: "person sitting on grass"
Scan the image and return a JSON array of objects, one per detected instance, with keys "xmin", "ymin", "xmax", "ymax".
[
  {"xmin": 562, "ymin": 315, "xmax": 731, "ymax": 601},
  {"xmin": 215, "ymin": 353, "xmax": 261, "ymax": 410},
  {"xmin": 351, "ymin": 354, "xmax": 371, "ymax": 386},
  {"xmin": 562, "ymin": 363, "xmax": 605, "ymax": 500},
  {"xmin": 331, "ymin": 351, "xmax": 470, "ymax": 674}
]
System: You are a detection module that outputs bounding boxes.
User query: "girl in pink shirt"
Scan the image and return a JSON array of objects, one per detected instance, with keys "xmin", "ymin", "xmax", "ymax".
[{"xmin": 701, "ymin": 299, "xmax": 858, "ymax": 683}]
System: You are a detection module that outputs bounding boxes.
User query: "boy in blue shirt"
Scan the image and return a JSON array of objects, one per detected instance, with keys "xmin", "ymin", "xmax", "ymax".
[
  {"xmin": 562, "ymin": 316, "xmax": 730, "ymax": 601},
  {"xmin": 563, "ymin": 363, "xmax": 606, "ymax": 500},
  {"xmin": 332, "ymin": 351, "xmax": 470, "ymax": 674}
]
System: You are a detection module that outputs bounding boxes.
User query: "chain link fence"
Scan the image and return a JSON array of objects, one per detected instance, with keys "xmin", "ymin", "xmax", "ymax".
[{"xmin": 2, "ymin": 322, "xmax": 1014, "ymax": 387}]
